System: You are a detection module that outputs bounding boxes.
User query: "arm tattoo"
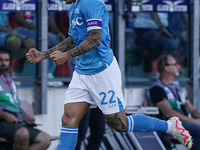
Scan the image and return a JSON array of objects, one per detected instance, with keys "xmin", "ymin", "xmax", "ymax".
[
  {"xmin": 42, "ymin": 35, "xmax": 75, "ymax": 59},
  {"xmin": 67, "ymin": 29, "xmax": 101, "ymax": 58},
  {"xmin": 107, "ymin": 114, "xmax": 126, "ymax": 132}
]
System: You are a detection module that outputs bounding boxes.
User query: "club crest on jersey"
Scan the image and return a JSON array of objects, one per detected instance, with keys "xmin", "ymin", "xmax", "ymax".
[{"xmin": 71, "ymin": 17, "xmax": 83, "ymax": 28}]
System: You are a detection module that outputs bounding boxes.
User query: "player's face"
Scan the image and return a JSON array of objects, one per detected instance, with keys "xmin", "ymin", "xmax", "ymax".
[
  {"xmin": 63, "ymin": 0, "xmax": 76, "ymax": 4},
  {"xmin": 165, "ymin": 56, "xmax": 180, "ymax": 76},
  {"xmin": 0, "ymin": 53, "xmax": 10, "ymax": 75}
]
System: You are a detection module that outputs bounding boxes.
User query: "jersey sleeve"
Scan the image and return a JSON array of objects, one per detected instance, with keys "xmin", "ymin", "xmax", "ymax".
[
  {"xmin": 81, "ymin": 1, "xmax": 107, "ymax": 32},
  {"xmin": 150, "ymin": 86, "xmax": 168, "ymax": 105}
]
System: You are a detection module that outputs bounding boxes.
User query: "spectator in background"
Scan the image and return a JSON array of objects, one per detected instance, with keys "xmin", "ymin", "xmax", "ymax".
[
  {"xmin": 168, "ymin": 13, "xmax": 188, "ymax": 74},
  {"xmin": 149, "ymin": 55, "xmax": 200, "ymax": 150},
  {"xmin": 10, "ymin": 11, "xmax": 65, "ymax": 86},
  {"xmin": 0, "ymin": 11, "xmax": 35, "ymax": 73},
  {"xmin": 132, "ymin": 12, "xmax": 178, "ymax": 75},
  {"xmin": 0, "ymin": 47, "xmax": 51, "ymax": 150}
]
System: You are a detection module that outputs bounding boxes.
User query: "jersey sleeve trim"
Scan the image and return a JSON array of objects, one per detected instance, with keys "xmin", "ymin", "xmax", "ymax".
[{"xmin": 87, "ymin": 19, "xmax": 102, "ymax": 31}]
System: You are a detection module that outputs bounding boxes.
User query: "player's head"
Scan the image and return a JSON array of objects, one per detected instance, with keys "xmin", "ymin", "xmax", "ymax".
[
  {"xmin": 0, "ymin": 47, "xmax": 12, "ymax": 75},
  {"xmin": 157, "ymin": 54, "xmax": 180, "ymax": 76}
]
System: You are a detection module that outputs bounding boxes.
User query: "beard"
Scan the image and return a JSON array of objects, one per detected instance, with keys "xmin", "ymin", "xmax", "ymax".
[{"xmin": 0, "ymin": 66, "xmax": 9, "ymax": 75}]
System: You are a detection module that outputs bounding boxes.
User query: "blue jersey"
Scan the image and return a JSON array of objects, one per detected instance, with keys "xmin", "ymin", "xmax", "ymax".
[{"xmin": 68, "ymin": 0, "xmax": 113, "ymax": 75}]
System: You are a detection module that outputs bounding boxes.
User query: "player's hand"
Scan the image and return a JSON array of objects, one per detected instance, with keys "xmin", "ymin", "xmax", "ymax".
[
  {"xmin": 50, "ymin": 50, "xmax": 69, "ymax": 65},
  {"xmin": 26, "ymin": 48, "xmax": 43, "ymax": 64},
  {"xmin": 5, "ymin": 113, "xmax": 18, "ymax": 123},
  {"xmin": 155, "ymin": 28, "xmax": 174, "ymax": 39}
]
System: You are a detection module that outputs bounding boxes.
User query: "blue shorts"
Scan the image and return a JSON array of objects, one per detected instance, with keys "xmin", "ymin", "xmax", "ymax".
[{"xmin": 0, "ymin": 32, "xmax": 27, "ymax": 47}]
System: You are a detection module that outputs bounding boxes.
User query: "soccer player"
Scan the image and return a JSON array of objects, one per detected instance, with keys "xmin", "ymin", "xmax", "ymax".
[{"xmin": 26, "ymin": 0, "xmax": 193, "ymax": 149}]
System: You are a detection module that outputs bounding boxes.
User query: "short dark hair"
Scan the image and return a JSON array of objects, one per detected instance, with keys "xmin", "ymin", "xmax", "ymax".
[
  {"xmin": 0, "ymin": 47, "xmax": 12, "ymax": 61},
  {"xmin": 157, "ymin": 54, "xmax": 174, "ymax": 74}
]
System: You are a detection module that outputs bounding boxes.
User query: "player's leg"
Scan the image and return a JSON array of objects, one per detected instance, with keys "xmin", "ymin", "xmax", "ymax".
[
  {"xmin": 79, "ymin": 56, "xmax": 190, "ymax": 149},
  {"xmin": 105, "ymin": 111, "xmax": 169, "ymax": 132},
  {"xmin": 57, "ymin": 102, "xmax": 90, "ymax": 150},
  {"xmin": 105, "ymin": 111, "xmax": 193, "ymax": 149},
  {"xmin": 57, "ymin": 70, "xmax": 96, "ymax": 150},
  {"xmin": 75, "ymin": 109, "xmax": 91, "ymax": 150}
]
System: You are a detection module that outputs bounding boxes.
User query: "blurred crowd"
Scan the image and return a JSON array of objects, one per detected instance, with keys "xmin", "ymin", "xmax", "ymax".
[
  {"xmin": 0, "ymin": 11, "xmax": 71, "ymax": 86},
  {"xmin": 125, "ymin": 12, "xmax": 189, "ymax": 78},
  {"xmin": 0, "ymin": 10, "xmax": 191, "ymax": 83}
]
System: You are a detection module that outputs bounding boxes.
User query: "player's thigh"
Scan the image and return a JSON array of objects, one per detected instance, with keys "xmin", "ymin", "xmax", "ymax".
[{"xmin": 63, "ymin": 102, "xmax": 90, "ymax": 126}]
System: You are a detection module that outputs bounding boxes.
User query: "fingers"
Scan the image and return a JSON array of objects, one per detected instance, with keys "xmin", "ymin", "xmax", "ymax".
[
  {"xmin": 50, "ymin": 51, "xmax": 57, "ymax": 60},
  {"xmin": 26, "ymin": 48, "xmax": 38, "ymax": 63},
  {"xmin": 26, "ymin": 53, "xmax": 34, "ymax": 64}
]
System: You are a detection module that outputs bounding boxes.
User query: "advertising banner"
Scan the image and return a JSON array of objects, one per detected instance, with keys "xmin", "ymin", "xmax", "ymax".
[
  {"xmin": 127, "ymin": 0, "xmax": 190, "ymax": 13},
  {"xmin": 0, "ymin": 0, "xmax": 36, "ymax": 11},
  {"xmin": 48, "ymin": 0, "xmax": 114, "ymax": 12}
]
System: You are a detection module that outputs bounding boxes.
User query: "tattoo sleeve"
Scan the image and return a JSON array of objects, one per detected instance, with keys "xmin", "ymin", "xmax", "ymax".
[
  {"xmin": 107, "ymin": 114, "xmax": 126, "ymax": 132},
  {"xmin": 42, "ymin": 35, "xmax": 75, "ymax": 59},
  {"xmin": 66, "ymin": 29, "xmax": 101, "ymax": 59}
]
